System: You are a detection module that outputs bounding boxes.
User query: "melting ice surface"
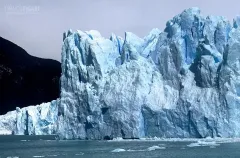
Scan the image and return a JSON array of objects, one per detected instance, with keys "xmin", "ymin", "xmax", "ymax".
[{"xmin": 1, "ymin": 7, "xmax": 240, "ymax": 140}]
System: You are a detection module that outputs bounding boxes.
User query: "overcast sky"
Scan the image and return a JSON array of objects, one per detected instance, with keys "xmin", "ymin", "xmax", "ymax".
[{"xmin": 1, "ymin": 0, "xmax": 240, "ymax": 61}]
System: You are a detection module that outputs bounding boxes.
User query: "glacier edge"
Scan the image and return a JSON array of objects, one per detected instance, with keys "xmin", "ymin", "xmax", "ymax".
[{"xmin": 1, "ymin": 7, "xmax": 240, "ymax": 139}]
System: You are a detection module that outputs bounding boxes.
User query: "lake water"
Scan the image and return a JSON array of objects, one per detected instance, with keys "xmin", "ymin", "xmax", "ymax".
[{"xmin": 0, "ymin": 136, "xmax": 240, "ymax": 158}]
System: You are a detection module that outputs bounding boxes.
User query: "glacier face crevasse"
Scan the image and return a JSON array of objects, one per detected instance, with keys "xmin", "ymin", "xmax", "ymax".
[{"xmin": 1, "ymin": 8, "xmax": 240, "ymax": 139}]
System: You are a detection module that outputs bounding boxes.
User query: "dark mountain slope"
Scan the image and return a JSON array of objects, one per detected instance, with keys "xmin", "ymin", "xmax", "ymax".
[{"xmin": 0, "ymin": 37, "xmax": 61, "ymax": 115}]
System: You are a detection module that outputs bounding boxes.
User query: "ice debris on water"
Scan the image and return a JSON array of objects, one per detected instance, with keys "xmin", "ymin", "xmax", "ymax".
[
  {"xmin": 111, "ymin": 148, "xmax": 126, "ymax": 152},
  {"xmin": 187, "ymin": 140, "xmax": 220, "ymax": 147},
  {"xmin": 147, "ymin": 146, "xmax": 166, "ymax": 151}
]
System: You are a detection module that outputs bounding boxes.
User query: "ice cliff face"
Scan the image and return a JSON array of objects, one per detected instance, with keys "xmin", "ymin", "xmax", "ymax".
[
  {"xmin": 0, "ymin": 100, "xmax": 59, "ymax": 135},
  {"xmin": 1, "ymin": 8, "xmax": 240, "ymax": 139},
  {"xmin": 57, "ymin": 8, "xmax": 240, "ymax": 139}
]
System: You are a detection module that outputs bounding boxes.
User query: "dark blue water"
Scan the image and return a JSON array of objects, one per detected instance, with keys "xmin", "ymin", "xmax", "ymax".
[{"xmin": 0, "ymin": 136, "xmax": 240, "ymax": 158}]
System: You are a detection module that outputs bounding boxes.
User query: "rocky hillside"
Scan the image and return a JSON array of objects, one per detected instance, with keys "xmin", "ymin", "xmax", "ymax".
[{"xmin": 0, "ymin": 37, "xmax": 61, "ymax": 115}]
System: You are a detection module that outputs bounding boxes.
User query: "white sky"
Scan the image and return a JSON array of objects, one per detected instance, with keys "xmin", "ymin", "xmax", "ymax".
[{"xmin": 1, "ymin": 0, "xmax": 240, "ymax": 61}]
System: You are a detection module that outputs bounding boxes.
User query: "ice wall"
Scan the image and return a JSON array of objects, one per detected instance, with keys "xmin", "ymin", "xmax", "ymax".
[{"xmin": 2, "ymin": 8, "xmax": 240, "ymax": 140}]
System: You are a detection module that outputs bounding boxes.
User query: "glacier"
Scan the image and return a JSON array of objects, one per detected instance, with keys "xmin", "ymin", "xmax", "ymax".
[
  {"xmin": 0, "ymin": 100, "xmax": 59, "ymax": 135},
  {"xmin": 1, "ymin": 7, "xmax": 240, "ymax": 139}
]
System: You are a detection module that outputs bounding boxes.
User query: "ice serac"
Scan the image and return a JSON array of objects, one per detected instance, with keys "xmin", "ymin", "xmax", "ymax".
[
  {"xmin": 57, "ymin": 7, "xmax": 240, "ymax": 139},
  {"xmin": 0, "ymin": 100, "xmax": 59, "ymax": 135}
]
